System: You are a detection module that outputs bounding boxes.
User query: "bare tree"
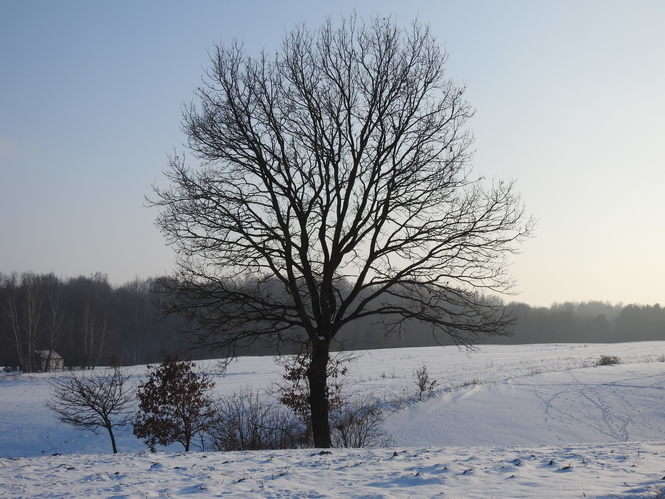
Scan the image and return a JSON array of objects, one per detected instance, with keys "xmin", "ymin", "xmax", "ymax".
[
  {"xmin": 153, "ymin": 16, "xmax": 530, "ymax": 447},
  {"xmin": 48, "ymin": 368, "xmax": 132, "ymax": 453},
  {"xmin": 4, "ymin": 273, "xmax": 45, "ymax": 372},
  {"xmin": 4, "ymin": 274, "xmax": 26, "ymax": 371},
  {"xmin": 415, "ymin": 364, "xmax": 438, "ymax": 401},
  {"xmin": 43, "ymin": 275, "xmax": 65, "ymax": 371},
  {"xmin": 81, "ymin": 301, "xmax": 107, "ymax": 369}
]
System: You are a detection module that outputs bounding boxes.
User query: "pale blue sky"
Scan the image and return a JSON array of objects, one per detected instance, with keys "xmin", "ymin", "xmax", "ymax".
[{"xmin": 1, "ymin": 1, "xmax": 664, "ymax": 306}]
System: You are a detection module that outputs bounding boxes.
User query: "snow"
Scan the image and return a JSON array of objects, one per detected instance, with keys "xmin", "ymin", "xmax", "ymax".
[
  {"xmin": 3, "ymin": 443, "xmax": 665, "ymax": 497},
  {"xmin": 385, "ymin": 363, "xmax": 665, "ymax": 447},
  {"xmin": 3, "ymin": 341, "xmax": 665, "ymax": 497}
]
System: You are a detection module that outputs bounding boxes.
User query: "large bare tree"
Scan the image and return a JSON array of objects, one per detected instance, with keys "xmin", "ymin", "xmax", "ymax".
[{"xmin": 153, "ymin": 17, "xmax": 530, "ymax": 447}]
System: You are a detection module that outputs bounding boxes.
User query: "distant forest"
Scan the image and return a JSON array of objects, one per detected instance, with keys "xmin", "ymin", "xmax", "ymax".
[{"xmin": 1, "ymin": 273, "xmax": 664, "ymax": 370}]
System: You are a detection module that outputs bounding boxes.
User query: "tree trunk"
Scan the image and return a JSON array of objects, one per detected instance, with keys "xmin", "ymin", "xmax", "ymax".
[
  {"xmin": 308, "ymin": 339, "xmax": 332, "ymax": 448},
  {"xmin": 7, "ymin": 294, "xmax": 26, "ymax": 371},
  {"xmin": 106, "ymin": 424, "xmax": 118, "ymax": 454},
  {"xmin": 183, "ymin": 425, "xmax": 191, "ymax": 452}
]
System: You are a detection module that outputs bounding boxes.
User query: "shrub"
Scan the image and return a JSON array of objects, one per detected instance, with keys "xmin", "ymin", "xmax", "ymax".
[
  {"xmin": 208, "ymin": 391, "xmax": 306, "ymax": 451},
  {"xmin": 276, "ymin": 348, "xmax": 349, "ymax": 425},
  {"xmin": 208, "ymin": 391, "xmax": 388, "ymax": 451},
  {"xmin": 133, "ymin": 359, "xmax": 215, "ymax": 451},
  {"xmin": 331, "ymin": 398, "xmax": 390, "ymax": 448},
  {"xmin": 273, "ymin": 349, "xmax": 393, "ymax": 448},
  {"xmin": 596, "ymin": 355, "xmax": 621, "ymax": 366},
  {"xmin": 415, "ymin": 364, "xmax": 438, "ymax": 401}
]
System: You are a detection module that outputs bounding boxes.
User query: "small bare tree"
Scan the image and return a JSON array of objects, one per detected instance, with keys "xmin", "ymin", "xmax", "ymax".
[
  {"xmin": 153, "ymin": 16, "xmax": 531, "ymax": 447},
  {"xmin": 48, "ymin": 368, "xmax": 132, "ymax": 453},
  {"xmin": 415, "ymin": 364, "xmax": 438, "ymax": 401}
]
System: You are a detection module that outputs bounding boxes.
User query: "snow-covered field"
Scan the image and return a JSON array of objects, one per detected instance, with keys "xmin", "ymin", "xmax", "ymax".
[
  {"xmin": 3, "ymin": 341, "xmax": 665, "ymax": 497},
  {"xmin": 3, "ymin": 442, "xmax": 665, "ymax": 497}
]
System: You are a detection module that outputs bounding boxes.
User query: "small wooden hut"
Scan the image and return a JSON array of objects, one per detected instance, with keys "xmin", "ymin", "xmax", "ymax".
[{"xmin": 34, "ymin": 350, "xmax": 64, "ymax": 372}]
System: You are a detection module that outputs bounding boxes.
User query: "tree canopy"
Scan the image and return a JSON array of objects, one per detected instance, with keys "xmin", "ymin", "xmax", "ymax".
[{"xmin": 153, "ymin": 16, "xmax": 530, "ymax": 446}]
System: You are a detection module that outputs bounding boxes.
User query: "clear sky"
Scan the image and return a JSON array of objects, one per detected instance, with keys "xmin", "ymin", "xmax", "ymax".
[{"xmin": 1, "ymin": 0, "xmax": 663, "ymax": 306}]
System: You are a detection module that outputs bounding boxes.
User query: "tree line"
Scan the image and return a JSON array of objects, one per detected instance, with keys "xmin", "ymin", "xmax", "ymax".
[
  {"xmin": 337, "ymin": 299, "xmax": 665, "ymax": 348},
  {"xmin": 0, "ymin": 273, "xmax": 191, "ymax": 370},
  {"xmin": 1, "ymin": 272, "xmax": 663, "ymax": 371}
]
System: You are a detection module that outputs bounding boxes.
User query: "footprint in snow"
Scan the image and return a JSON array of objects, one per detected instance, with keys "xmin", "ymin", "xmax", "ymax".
[
  {"xmin": 179, "ymin": 483, "xmax": 208, "ymax": 493},
  {"xmin": 407, "ymin": 464, "xmax": 448, "ymax": 475}
]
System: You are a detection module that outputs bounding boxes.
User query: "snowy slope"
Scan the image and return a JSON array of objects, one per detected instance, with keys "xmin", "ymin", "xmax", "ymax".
[
  {"xmin": 385, "ymin": 363, "xmax": 665, "ymax": 448},
  {"xmin": 3, "ymin": 342, "xmax": 665, "ymax": 458},
  {"xmin": 4, "ymin": 342, "xmax": 665, "ymax": 497}
]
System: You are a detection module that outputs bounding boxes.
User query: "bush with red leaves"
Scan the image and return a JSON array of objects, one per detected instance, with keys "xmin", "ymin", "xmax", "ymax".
[{"xmin": 133, "ymin": 359, "xmax": 214, "ymax": 451}]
